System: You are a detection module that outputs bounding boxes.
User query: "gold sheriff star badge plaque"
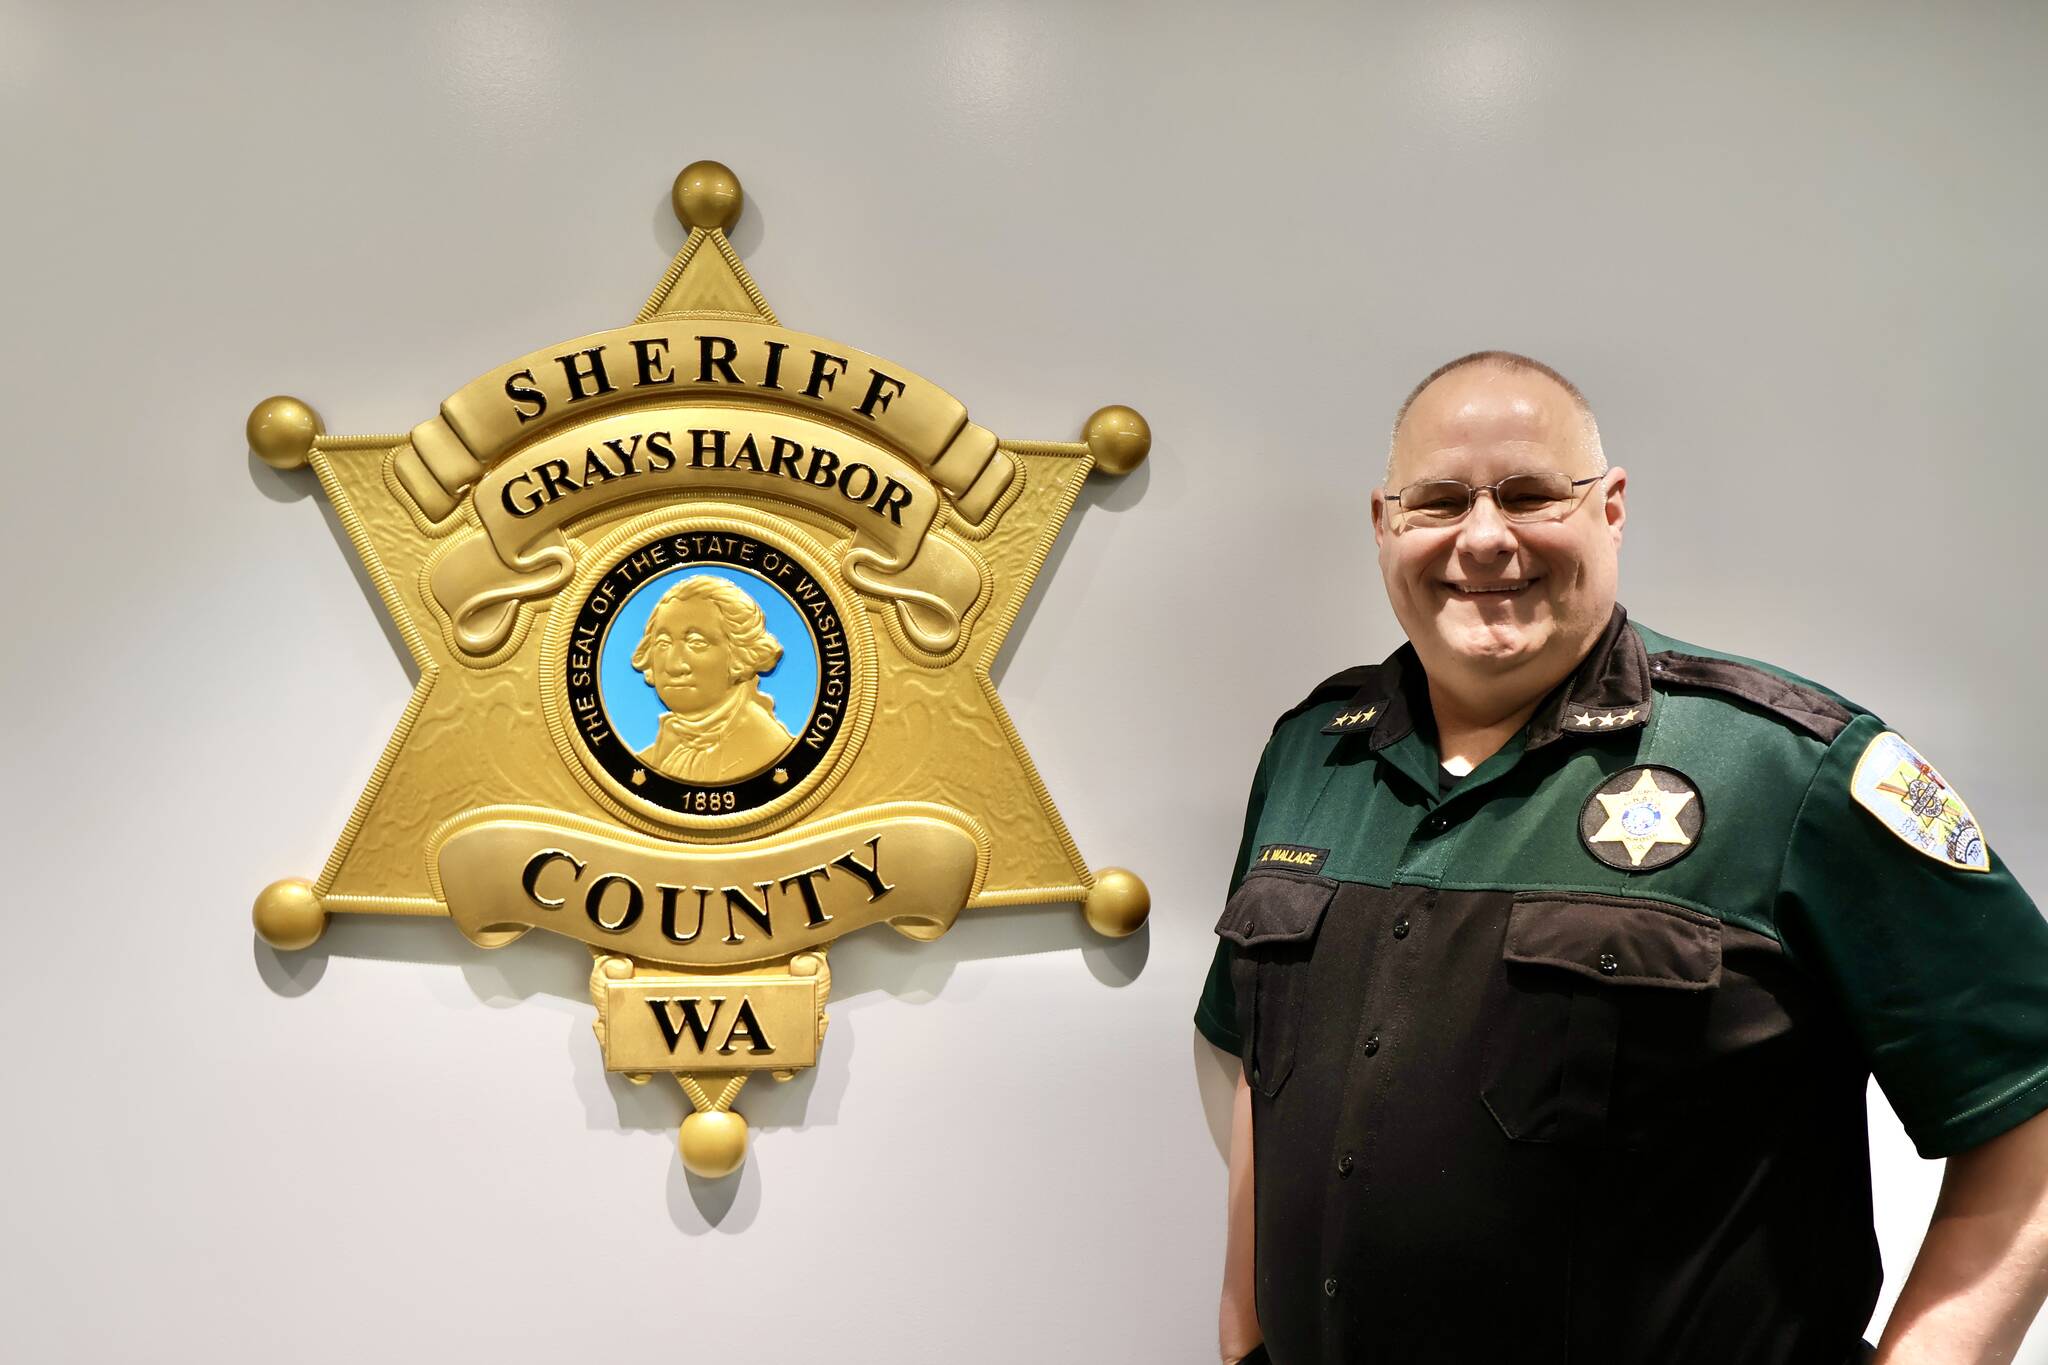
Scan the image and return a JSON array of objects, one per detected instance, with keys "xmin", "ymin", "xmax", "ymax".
[{"xmin": 248, "ymin": 161, "xmax": 1151, "ymax": 1179}]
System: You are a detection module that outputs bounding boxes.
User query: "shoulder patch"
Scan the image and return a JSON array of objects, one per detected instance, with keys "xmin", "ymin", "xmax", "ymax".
[
  {"xmin": 1648, "ymin": 651, "xmax": 1854, "ymax": 742},
  {"xmin": 1849, "ymin": 731, "xmax": 1990, "ymax": 872},
  {"xmin": 1273, "ymin": 665, "xmax": 1378, "ymax": 734}
]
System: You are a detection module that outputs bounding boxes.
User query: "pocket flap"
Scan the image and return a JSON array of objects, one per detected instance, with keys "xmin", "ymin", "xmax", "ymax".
[
  {"xmin": 1504, "ymin": 893, "xmax": 1721, "ymax": 989},
  {"xmin": 1216, "ymin": 871, "xmax": 1336, "ymax": 948}
]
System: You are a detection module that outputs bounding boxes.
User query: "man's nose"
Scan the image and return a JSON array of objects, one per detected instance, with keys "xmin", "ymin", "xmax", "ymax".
[{"xmin": 1455, "ymin": 491, "xmax": 1517, "ymax": 557}]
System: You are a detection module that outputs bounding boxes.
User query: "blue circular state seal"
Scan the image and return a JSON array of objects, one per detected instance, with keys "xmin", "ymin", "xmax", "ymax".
[{"xmin": 561, "ymin": 528, "xmax": 853, "ymax": 821}]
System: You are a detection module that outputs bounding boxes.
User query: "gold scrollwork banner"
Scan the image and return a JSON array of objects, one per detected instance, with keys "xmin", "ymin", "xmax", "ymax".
[
  {"xmin": 430, "ymin": 803, "xmax": 986, "ymax": 968},
  {"xmin": 394, "ymin": 320, "xmax": 1015, "ymax": 526},
  {"xmin": 424, "ymin": 407, "xmax": 983, "ymax": 656}
]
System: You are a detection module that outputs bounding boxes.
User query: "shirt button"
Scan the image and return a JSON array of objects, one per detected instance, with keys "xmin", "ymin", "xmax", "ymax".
[
  {"xmin": 1421, "ymin": 814, "xmax": 1446, "ymax": 835},
  {"xmin": 1363, "ymin": 1034, "xmax": 1380, "ymax": 1056},
  {"xmin": 1597, "ymin": 952, "xmax": 1619, "ymax": 975},
  {"xmin": 1337, "ymin": 1153, "xmax": 1354, "ymax": 1177},
  {"xmin": 1324, "ymin": 1277, "xmax": 1339, "ymax": 1298},
  {"xmin": 1392, "ymin": 919, "xmax": 1409, "ymax": 940}
]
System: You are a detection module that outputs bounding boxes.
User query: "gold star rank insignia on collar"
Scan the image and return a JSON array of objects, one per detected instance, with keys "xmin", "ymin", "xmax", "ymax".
[
  {"xmin": 1579, "ymin": 765, "xmax": 1705, "ymax": 871},
  {"xmin": 1323, "ymin": 703, "xmax": 1382, "ymax": 734},
  {"xmin": 1565, "ymin": 705, "xmax": 1644, "ymax": 733}
]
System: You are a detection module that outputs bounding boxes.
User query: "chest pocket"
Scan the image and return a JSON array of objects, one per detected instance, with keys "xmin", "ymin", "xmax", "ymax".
[
  {"xmin": 1216, "ymin": 870, "xmax": 1336, "ymax": 1099},
  {"xmin": 1481, "ymin": 892, "xmax": 1722, "ymax": 1146}
]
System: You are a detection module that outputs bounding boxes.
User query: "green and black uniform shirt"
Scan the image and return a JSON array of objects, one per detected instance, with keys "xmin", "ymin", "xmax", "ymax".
[{"xmin": 1195, "ymin": 607, "xmax": 2048, "ymax": 1365}]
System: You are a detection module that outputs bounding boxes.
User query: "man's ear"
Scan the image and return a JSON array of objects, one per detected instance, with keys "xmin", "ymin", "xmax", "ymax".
[
  {"xmin": 1597, "ymin": 466, "xmax": 1630, "ymax": 548},
  {"xmin": 1371, "ymin": 487, "xmax": 1390, "ymax": 549}
]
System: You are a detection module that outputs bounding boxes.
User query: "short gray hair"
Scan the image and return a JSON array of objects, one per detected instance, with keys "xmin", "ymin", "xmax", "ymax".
[{"xmin": 1386, "ymin": 350, "xmax": 1606, "ymax": 486}]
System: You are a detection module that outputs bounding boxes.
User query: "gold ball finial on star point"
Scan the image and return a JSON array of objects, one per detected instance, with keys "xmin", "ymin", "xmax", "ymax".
[
  {"xmin": 1083, "ymin": 867, "xmax": 1151, "ymax": 938},
  {"xmin": 253, "ymin": 878, "xmax": 327, "ymax": 951},
  {"xmin": 672, "ymin": 160, "xmax": 744, "ymax": 233},
  {"xmin": 246, "ymin": 396, "xmax": 323, "ymax": 471},
  {"xmin": 679, "ymin": 1109, "xmax": 749, "ymax": 1178},
  {"xmin": 1084, "ymin": 405, "xmax": 1150, "ymax": 476}
]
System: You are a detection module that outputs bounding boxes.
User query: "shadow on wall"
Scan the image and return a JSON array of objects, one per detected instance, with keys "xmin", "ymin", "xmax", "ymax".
[
  {"xmin": 252, "ymin": 904, "xmax": 1149, "ymax": 1233},
  {"xmin": 1192, "ymin": 1030, "xmax": 1240, "ymax": 1163}
]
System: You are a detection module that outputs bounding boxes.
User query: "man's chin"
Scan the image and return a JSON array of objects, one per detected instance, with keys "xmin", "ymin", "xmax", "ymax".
[{"xmin": 1435, "ymin": 618, "xmax": 1550, "ymax": 671}]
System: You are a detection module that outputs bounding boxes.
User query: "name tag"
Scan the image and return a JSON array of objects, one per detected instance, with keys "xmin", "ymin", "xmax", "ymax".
[{"xmin": 1255, "ymin": 843, "xmax": 1329, "ymax": 875}]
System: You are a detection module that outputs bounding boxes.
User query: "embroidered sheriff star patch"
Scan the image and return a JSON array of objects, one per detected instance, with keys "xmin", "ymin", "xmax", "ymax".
[
  {"xmin": 1579, "ymin": 765, "xmax": 1704, "ymax": 871},
  {"xmin": 1850, "ymin": 731, "xmax": 1990, "ymax": 872}
]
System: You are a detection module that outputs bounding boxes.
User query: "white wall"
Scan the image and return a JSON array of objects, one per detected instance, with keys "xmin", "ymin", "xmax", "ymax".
[{"xmin": 4, "ymin": 1, "xmax": 2046, "ymax": 1359}]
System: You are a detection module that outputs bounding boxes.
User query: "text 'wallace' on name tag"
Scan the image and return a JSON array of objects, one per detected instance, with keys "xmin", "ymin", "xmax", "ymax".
[{"xmin": 1254, "ymin": 843, "xmax": 1329, "ymax": 876}]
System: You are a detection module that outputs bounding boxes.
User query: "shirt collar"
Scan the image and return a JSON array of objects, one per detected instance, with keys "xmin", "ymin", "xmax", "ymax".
[{"xmin": 1320, "ymin": 604, "xmax": 1652, "ymax": 751}]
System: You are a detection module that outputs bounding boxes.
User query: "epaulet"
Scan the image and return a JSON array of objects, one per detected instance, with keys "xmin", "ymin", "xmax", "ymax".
[
  {"xmin": 1272, "ymin": 665, "xmax": 1378, "ymax": 734},
  {"xmin": 1648, "ymin": 650, "xmax": 1857, "ymax": 743}
]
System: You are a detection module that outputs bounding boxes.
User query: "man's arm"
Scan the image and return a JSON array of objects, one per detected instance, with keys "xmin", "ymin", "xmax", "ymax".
[
  {"xmin": 1220, "ymin": 1070, "xmax": 1262, "ymax": 1363},
  {"xmin": 1874, "ymin": 1105, "xmax": 2048, "ymax": 1364}
]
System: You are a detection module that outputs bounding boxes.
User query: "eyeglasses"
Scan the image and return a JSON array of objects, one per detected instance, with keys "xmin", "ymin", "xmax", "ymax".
[{"xmin": 1387, "ymin": 472, "xmax": 1602, "ymax": 530}]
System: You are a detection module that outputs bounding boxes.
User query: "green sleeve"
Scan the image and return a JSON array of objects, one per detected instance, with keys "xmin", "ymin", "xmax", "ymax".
[
  {"xmin": 1777, "ymin": 713, "xmax": 2048, "ymax": 1156},
  {"xmin": 1195, "ymin": 743, "xmax": 1275, "ymax": 1055}
]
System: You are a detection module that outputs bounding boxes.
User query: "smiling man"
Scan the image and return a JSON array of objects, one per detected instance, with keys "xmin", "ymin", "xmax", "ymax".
[{"xmin": 1197, "ymin": 352, "xmax": 2048, "ymax": 1365}]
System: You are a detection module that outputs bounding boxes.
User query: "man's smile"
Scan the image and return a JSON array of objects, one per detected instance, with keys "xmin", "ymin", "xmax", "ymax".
[{"xmin": 1444, "ymin": 578, "xmax": 1538, "ymax": 597}]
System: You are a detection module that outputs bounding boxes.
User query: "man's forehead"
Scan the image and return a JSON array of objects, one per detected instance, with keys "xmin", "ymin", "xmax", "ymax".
[
  {"xmin": 1404, "ymin": 369, "xmax": 1576, "ymax": 439},
  {"xmin": 1391, "ymin": 369, "xmax": 1591, "ymax": 477},
  {"xmin": 1407, "ymin": 436, "xmax": 1564, "ymax": 471}
]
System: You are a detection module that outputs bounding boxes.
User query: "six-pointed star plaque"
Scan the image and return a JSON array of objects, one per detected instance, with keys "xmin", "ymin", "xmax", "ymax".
[{"xmin": 246, "ymin": 161, "xmax": 1151, "ymax": 1178}]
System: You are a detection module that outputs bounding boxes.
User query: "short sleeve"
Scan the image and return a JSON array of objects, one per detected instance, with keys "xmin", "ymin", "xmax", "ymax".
[
  {"xmin": 1777, "ymin": 713, "xmax": 2048, "ymax": 1156},
  {"xmin": 1195, "ymin": 743, "xmax": 1275, "ymax": 1055}
]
